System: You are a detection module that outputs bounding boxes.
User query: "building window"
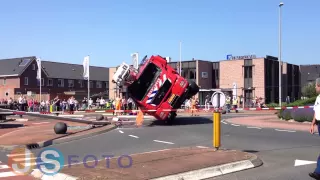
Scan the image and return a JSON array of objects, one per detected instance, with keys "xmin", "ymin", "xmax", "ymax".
[
  {"xmin": 37, "ymin": 78, "xmax": 44, "ymax": 86},
  {"xmin": 24, "ymin": 77, "xmax": 28, "ymax": 85},
  {"xmin": 78, "ymin": 80, "xmax": 84, "ymax": 88},
  {"xmin": 105, "ymin": 81, "xmax": 109, "ymax": 88},
  {"xmin": 90, "ymin": 81, "xmax": 93, "ymax": 88},
  {"xmin": 244, "ymin": 66, "xmax": 252, "ymax": 78},
  {"xmin": 96, "ymin": 81, "xmax": 102, "ymax": 88},
  {"xmin": 68, "ymin": 80, "xmax": 74, "ymax": 87},
  {"xmin": 58, "ymin": 79, "xmax": 64, "ymax": 87},
  {"xmin": 32, "ymin": 64, "xmax": 36, "ymax": 70},
  {"xmin": 48, "ymin": 79, "xmax": 53, "ymax": 86},
  {"xmin": 189, "ymin": 69, "xmax": 196, "ymax": 79},
  {"xmin": 3, "ymin": 78, "xmax": 6, "ymax": 85}
]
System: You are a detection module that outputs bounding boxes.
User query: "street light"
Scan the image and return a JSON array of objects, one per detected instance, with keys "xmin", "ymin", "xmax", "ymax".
[{"xmin": 279, "ymin": 2, "xmax": 284, "ymax": 107}]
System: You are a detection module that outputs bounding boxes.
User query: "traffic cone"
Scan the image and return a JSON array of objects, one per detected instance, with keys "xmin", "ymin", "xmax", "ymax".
[{"xmin": 136, "ymin": 110, "xmax": 144, "ymax": 127}]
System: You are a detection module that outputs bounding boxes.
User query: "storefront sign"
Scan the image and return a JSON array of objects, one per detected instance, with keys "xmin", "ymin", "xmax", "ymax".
[
  {"xmin": 201, "ymin": 72, "xmax": 208, "ymax": 78},
  {"xmin": 227, "ymin": 54, "xmax": 256, "ymax": 60}
]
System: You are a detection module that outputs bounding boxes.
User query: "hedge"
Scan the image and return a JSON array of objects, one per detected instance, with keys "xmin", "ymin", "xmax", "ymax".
[{"xmin": 275, "ymin": 96, "xmax": 317, "ymax": 122}]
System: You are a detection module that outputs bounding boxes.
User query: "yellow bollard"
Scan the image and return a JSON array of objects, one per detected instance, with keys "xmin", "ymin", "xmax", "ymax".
[
  {"xmin": 213, "ymin": 111, "xmax": 221, "ymax": 150},
  {"xmin": 50, "ymin": 105, "xmax": 53, "ymax": 113}
]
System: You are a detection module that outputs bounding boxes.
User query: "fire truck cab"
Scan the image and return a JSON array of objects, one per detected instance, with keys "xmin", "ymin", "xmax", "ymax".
[{"xmin": 112, "ymin": 55, "xmax": 199, "ymax": 123}]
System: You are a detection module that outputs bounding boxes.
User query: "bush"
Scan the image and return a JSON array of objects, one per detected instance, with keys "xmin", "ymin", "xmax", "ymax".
[
  {"xmin": 281, "ymin": 109, "xmax": 292, "ymax": 120},
  {"xmin": 291, "ymin": 108, "xmax": 314, "ymax": 122},
  {"xmin": 302, "ymin": 82, "xmax": 317, "ymax": 98},
  {"xmin": 286, "ymin": 96, "xmax": 317, "ymax": 107}
]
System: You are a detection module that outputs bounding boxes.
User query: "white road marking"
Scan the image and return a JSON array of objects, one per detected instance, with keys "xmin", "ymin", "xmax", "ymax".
[
  {"xmin": 247, "ymin": 126, "xmax": 262, "ymax": 129},
  {"xmin": 128, "ymin": 135, "xmax": 139, "ymax": 138},
  {"xmin": 0, "ymin": 165, "xmax": 9, "ymax": 169},
  {"xmin": 275, "ymin": 129, "xmax": 296, "ymax": 132},
  {"xmin": 294, "ymin": 159, "xmax": 317, "ymax": 166},
  {"xmin": 32, "ymin": 122, "xmax": 50, "ymax": 125},
  {"xmin": 7, "ymin": 153, "xmax": 33, "ymax": 157},
  {"xmin": 196, "ymin": 146, "xmax": 208, "ymax": 148},
  {"xmin": 119, "ymin": 130, "xmax": 124, "ymax": 133},
  {"xmin": 222, "ymin": 121, "xmax": 228, "ymax": 124},
  {"xmin": 0, "ymin": 171, "xmax": 18, "ymax": 177},
  {"xmin": 231, "ymin": 124, "xmax": 240, "ymax": 127},
  {"xmin": 153, "ymin": 140, "xmax": 174, "ymax": 144}
]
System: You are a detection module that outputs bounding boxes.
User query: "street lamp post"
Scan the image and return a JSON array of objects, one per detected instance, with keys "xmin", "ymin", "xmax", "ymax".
[{"xmin": 279, "ymin": 2, "xmax": 284, "ymax": 107}]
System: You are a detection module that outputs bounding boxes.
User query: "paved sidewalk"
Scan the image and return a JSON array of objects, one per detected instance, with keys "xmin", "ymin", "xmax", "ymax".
[
  {"xmin": 32, "ymin": 147, "xmax": 262, "ymax": 180},
  {"xmin": 226, "ymin": 115, "xmax": 313, "ymax": 132}
]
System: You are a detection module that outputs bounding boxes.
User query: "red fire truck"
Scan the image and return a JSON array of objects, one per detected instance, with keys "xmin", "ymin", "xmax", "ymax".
[{"xmin": 112, "ymin": 55, "xmax": 199, "ymax": 123}]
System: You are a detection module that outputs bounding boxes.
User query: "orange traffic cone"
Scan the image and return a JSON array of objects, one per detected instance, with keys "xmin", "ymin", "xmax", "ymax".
[{"xmin": 136, "ymin": 110, "xmax": 144, "ymax": 127}]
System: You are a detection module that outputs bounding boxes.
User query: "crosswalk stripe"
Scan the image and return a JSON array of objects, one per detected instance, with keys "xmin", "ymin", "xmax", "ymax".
[
  {"xmin": 0, "ymin": 165, "xmax": 9, "ymax": 169},
  {"xmin": 13, "ymin": 157, "xmax": 38, "ymax": 162},
  {"xmin": 7, "ymin": 153, "xmax": 33, "ymax": 157},
  {"xmin": 0, "ymin": 171, "xmax": 19, "ymax": 177}
]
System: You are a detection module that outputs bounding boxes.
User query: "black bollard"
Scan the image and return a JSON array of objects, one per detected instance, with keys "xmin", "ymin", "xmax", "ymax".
[{"xmin": 54, "ymin": 122, "xmax": 68, "ymax": 134}]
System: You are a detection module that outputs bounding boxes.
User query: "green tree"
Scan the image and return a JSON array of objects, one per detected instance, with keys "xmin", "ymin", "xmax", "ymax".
[{"xmin": 302, "ymin": 82, "xmax": 317, "ymax": 98}]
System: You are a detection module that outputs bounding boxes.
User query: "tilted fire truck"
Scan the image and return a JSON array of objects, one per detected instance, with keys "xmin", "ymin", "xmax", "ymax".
[{"xmin": 112, "ymin": 55, "xmax": 199, "ymax": 123}]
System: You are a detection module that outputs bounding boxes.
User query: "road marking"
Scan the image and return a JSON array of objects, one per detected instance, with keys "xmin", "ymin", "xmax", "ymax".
[
  {"xmin": 153, "ymin": 140, "xmax": 174, "ymax": 144},
  {"xmin": 128, "ymin": 135, "xmax": 139, "ymax": 138},
  {"xmin": 196, "ymin": 146, "xmax": 208, "ymax": 148},
  {"xmin": 12, "ymin": 157, "xmax": 38, "ymax": 162},
  {"xmin": 275, "ymin": 129, "xmax": 296, "ymax": 132},
  {"xmin": 119, "ymin": 130, "xmax": 124, "ymax": 133},
  {"xmin": 247, "ymin": 126, "xmax": 262, "ymax": 129},
  {"xmin": 0, "ymin": 172, "xmax": 18, "ymax": 177},
  {"xmin": 231, "ymin": 124, "xmax": 240, "ymax": 127},
  {"xmin": 294, "ymin": 159, "xmax": 317, "ymax": 166},
  {"xmin": 222, "ymin": 121, "xmax": 228, "ymax": 124},
  {"xmin": 7, "ymin": 153, "xmax": 33, "ymax": 157},
  {"xmin": 0, "ymin": 165, "xmax": 9, "ymax": 169},
  {"xmin": 32, "ymin": 122, "xmax": 50, "ymax": 125}
]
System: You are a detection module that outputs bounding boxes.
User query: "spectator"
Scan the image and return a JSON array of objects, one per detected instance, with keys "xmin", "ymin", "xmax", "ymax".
[{"xmin": 309, "ymin": 78, "xmax": 320, "ymax": 179}]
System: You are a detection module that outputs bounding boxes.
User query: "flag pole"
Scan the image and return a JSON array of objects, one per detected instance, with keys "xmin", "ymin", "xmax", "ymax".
[
  {"xmin": 87, "ymin": 55, "xmax": 90, "ymax": 103},
  {"xmin": 179, "ymin": 41, "xmax": 182, "ymax": 76}
]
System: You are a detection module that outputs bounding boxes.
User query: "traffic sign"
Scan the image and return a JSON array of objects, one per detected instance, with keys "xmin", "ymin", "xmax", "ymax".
[{"xmin": 211, "ymin": 91, "xmax": 226, "ymax": 108}]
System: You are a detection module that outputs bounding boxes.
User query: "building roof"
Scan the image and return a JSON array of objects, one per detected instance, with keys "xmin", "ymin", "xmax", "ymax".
[
  {"xmin": 0, "ymin": 56, "xmax": 109, "ymax": 81},
  {"xmin": 0, "ymin": 56, "xmax": 35, "ymax": 77},
  {"xmin": 41, "ymin": 61, "xmax": 109, "ymax": 81}
]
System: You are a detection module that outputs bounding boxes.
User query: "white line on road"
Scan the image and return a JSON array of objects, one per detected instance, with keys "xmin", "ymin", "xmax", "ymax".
[
  {"xmin": 222, "ymin": 121, "xmax": 228, "ymax": 124},
  {"xmin": 7, "ymin": 153, "xmax": 33, "ymax": 157},
  {"xmin": 231, "ymin": 124, "xmax": 240, "ymax": 127},
  {"xmin": 196, "ymin": 146, "xmax": 208, "ymax": 148},
  {"xmin": 119, "ymin": 130, "xmax": 124, "ymax": 133},
  {"xmin": 128, "ymin": 135, "xmax": 139, "ymax": 138},
  {"xmin": 0, "ymin": 171, "xmax": 18, "ymax": 177},
  {"xmin": 275, "ymin": 129, "xmax": 296, "ymax": 132},
  {"xmin": 247, "ymin": 126, "xmax": 262, "ymax": 129},
  {"xmin": 0, "ymin": 165, "xmax": 9, "ymax": 169},
  {"xmin": 153, "ymin": 140, "xmax": 174, "ymax": 144},
  {"xmin": 32, "ymin": 122, "xmax": 50, "ymax": 125}
]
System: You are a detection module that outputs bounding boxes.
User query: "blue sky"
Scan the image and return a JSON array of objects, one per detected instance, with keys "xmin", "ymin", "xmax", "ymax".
[{"xmin": 1, "ymin": 0, "xmax": 319, "ymax": 67}]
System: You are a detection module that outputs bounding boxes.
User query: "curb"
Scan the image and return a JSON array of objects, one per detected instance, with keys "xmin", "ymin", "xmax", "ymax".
[
  {"xmin": 151, "ymin": 154, "xmax": 263, "ymax": 180},
  {"xmin": 0, "ymin": 124, "xmax": 117, "ymax": 151}
]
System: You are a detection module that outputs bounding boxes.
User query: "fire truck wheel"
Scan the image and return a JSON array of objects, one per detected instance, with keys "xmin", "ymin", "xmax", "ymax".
[
  {"xmin": 165, "ymin": 112, "xmax": 176, "ymax": 125},
  {"xmin": 186, "ymin": 81, "xmax": 199, "ymax": 99}
]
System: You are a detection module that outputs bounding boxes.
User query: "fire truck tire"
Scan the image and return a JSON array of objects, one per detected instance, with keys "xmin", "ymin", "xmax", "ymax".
[
  {"xmin": 186, "ymin": 81, "xmax": 199, "ymax": 99},
  {"xmin": 166, "ymin": 112, "xmax": 176, "ymax": 125}
]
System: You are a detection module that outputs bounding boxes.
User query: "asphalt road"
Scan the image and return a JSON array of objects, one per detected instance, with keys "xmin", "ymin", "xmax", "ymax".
[{"xmin": 0, "ymin": 113, "xmax": 319, "ymax": 180}]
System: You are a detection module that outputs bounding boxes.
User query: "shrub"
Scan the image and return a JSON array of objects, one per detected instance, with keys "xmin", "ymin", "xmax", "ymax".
[
  {"xmin": 302, "ymin": 82, "xmax": 317, "ymax": 98},
  {"xmin": 281, "ymin": 109, "xmax": 292, "ymax": 120},
  {"xmin": 291, "ymin": 108, "xmax": 314, "ymax": 122}
]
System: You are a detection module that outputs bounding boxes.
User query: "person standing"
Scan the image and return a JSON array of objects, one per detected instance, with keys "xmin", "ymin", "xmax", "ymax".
[
  {"xmin": 309, "ymin": 78, "xmax": 320, "ymax": 180},
  {"xmin": 68, "ymin": 96, "xmax": 75, "ymax": 114}
]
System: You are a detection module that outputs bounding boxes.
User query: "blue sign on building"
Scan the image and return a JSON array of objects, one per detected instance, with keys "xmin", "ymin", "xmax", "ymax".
[{"xmin": 226, "ymin": 54, "xmax": 232, "ymax": 60}]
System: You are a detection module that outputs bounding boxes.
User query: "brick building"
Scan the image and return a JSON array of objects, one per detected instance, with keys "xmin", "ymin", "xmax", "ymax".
[
  {"xmin": 0, "ymin": 56, "xmax": 109, "ymax": 101},
  {"xmin": 300, "ymin": 64, "xmax": 320, "ymax": 88},
  {"xmin": 167, "ymin": 55, "xmax": 300, "ymax": 106}
]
